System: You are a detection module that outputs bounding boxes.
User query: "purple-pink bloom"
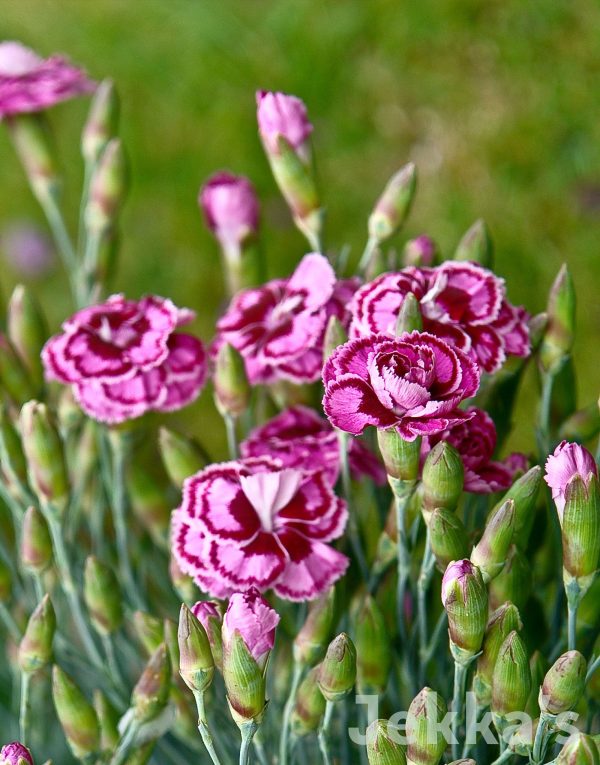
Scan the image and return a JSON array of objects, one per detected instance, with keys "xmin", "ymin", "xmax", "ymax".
[
  {"xmin": 422, "ymin": 407, "xmax": 528, "ymax": 493},
  {"xmin": 256, "ymin": 90, "xmax": 313, "ymax": 156},
  {"xmin": 0, "ymin": 41, "xmax": 94, "ymax": 120},
  {"xmin": 350, "ymin": 261, "xmax": 530, "ymax": 374},
  {"xmin": 241, "ymin": 405, "xmax": 385, "ymax": 486},
  {"xmin": 322, "ymin": 331, "xmax": 480, "ymax": 442},
  {"xmin": 214, "ymin": 253, "xmax": 359, "ymax": 384},
  {"xmin": 403, "ymin": 235, "xmax": 436, "ymax": 267},
  {"xmin": 222, "ymin": 588, "xmax": 279, "ymax": 667},
  {"xmin": 544, "ymin": 440, "xmax": 598, "ymax": 519},
  {"xmin": 42, "ymin": 294, "xmax": 207, "ymax": 424},
  {"xmin": 191, "ymin": 600, "xmax": 222, "ymax": 630},
  {"xmin": 200, "ymin": 171, "xmax": 259, "ymax": 249},
  {"xmin": 0, "ymin": 742, "xmax": 33, "ymax": 765},
  {"xmin": 441, "ymin": 559, "xmax": 477, "ymax": 606},
  {"xmin": 171, "ymin": 456, "xmax": 349, "ymax": 602}
]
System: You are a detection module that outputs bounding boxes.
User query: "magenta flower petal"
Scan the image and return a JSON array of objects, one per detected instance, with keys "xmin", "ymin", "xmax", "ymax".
[
  {"xmin": 0, "ymin": 742, "xmax": 33, "ymax": 765},
  {"xmin": 323, "ymin": 375, "xmax": 398, "ymax": 435},
  {"xmin": 256, "ymin": 90, "xmax": 313, "ymax": 155},
  {"xmin": 545, "ymin": 441, "xmax": 598, "ymax": 518},
  {"xmin": 223, "ymin": 588, "xmax": 279, "ymax": 663},
  {"xmin": 209, "ymin": 533, "xmax": 287, "ymax": 591},
  {"xmin": 200, "ymin": 171, "xmax": 259, "ymax": 248}
]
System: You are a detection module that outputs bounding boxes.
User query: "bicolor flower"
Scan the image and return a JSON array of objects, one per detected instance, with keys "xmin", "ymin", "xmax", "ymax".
[{"xmin": 545, "ymin": 441, "xmax": 598, "ymax": 519}]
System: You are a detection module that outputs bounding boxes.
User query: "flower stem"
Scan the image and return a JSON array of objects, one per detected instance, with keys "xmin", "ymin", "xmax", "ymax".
[
  {"xmin": 532, "ymin": 713, "xmax": 551, "ymax": 765},
  {"xmin": 489, "ymin": 749, "xmax": 513, "ymax": 765},
  {"xmin": 337, "ymin": 431, "xmax": 369, "ymax": 582},
  {"xmin": 586, "ymin": 654, "xmax": 600, "ymax": 683},
  {"xmin": 224, "ymin": 414, "xmax": 239, "ymax": 460},
  {"xmin": 279, "ymin": 662, "xmax": 303, "ymax": 765},
  {"xmin": 193, "ymin": 689, "xmax": 223, "ymax": 765},
  {"xmin": 358, "ymin": 236, "xmax": 379, "ymax": 274},
  {"xmin": 391, "ymin": 480, "xmax": 414, "ymax": 650},
  {"xmin": 317, "ymin": 700, "xmax": 335, "ymax": 765},
  {"xmin": 417, "ymin": 528, "xmax": 435, "ymax": 685},
  {"xmin": 110, "ymin": 720, "xmax": 140, "ymax": 765},
  {"xmin": 239, "ymin": 720, "xmax": 259, "ymax": 765},
  {"xmin": 19, "ymin": 671, "xmax": 31, "ymax": 745},
  {"xmin": 451, "ymin": 661, "xmax": 468, "ymax": 760}
]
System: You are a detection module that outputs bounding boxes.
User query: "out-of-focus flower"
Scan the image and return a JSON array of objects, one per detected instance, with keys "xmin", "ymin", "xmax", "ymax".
[
  {"xmin": 350, "ymin": 262, "xmax": 530, "ymax": 374},
  {"xmin": 402, "ymin": 234, "xmax": 436, "ymax": 267},
  {"xmin": 241, "ymin": 405, "xmax": 385, "ymax": 486},
  {"xmin": 171, "ymin": 457, "xmax": 348, "ymax": 601},
  {"xmin": 322, "ymin": 331, "xmax": 479, "ymax": 441},
  {"xmin": 422, "ymin": 408, "xmax": 527, "ymax": 494},
  {"xmin": 1, "ymin": 222, "xmax": 54, "ymax": 277},
  {"xmin": 0, "ymin": 742, "xmax": 33, "ymax": 765},
  {"xmin": 545, "ymin": 441, "xmax": 598, "ymax": 519},
  {"xmin": 200, "ymin": 172, "xmax": 259, "ymax": 250},
  {"xmin": 42, "ymin": 294, "xmax": 207, "ymax": 424},
  {"xmin": 256, "ymin": 91, "xmax": 313, "ymax": 157},
  {"xmin": 0, "ymin": 41, "xmax": 94, "ymax": 119},
  {"xmin": 214, "ymin": 253, "xmax": 358, "ymax": 384}
]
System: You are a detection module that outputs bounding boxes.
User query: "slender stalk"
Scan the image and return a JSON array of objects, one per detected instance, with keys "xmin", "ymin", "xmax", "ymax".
[
  {"xmin": 489, "ymin": 749, "xmax": 513, "ymax": 765},
  {"xmin": 585, "ymin": 654, "xmax": 600, "ymax": 683},
  {"xmin": 537, "ymin": 371, "xmax": 555, "ymax": 459},
  {"xmin": 317, "ymin": 700, "xmax": 335, "ymax": 765},
  {"xmin": 110, "ymin": 720, "xmax": 140, "ymax": 765},
  {"xmin": 462, "ymin": 699, "xmax": 483, "ymax": 759},
  {"xmin": 239, "ymin": 720, "xmax": 259, "ymax": 765},
  {"xmin": 451, "ymin": 661, "xmax": 468, "ymax": 760},
  {"xmin": 280, "ymin": 662, "xmax": 303, "ymax": 765},
  {"xmin": 358, "ymin": 236, "xmax": 378, "ymax": 274},
  {"xmin": 193, "ymin": 689, "xmax": 223, "ymax": 765},
  {"xmin": 102, "ymin": 634, "xmax": 124, "ymax": 693},
  {"xmin": 567, "ymin": 598, "xmax": 578, "ymax": 651},
  {"xmin": 253, "ymin": 733, "xmax": 268, "ymax": 765},
  {"xmin": 417, "ymin": 529, "xmax": 435, "ymax": 685},
  {"xmin": 19, "ymin": 671, "xmax": 31, "ymax": 745},
  {"xmin": 33, "ymin": 575, "xmax": 44, "ymax": 603},
  {"xmin": 532, "ymin": 713, "xmax": 551, "ymax": 765},
  {"xmin": 224, "ymin": 414, "xmax": 239, "ymax": 460},
  {"xmin": 391, "ymin": 481, "xmax": 414, "ymax": 649},
  {"xmin": 422, "ymin": 610, "xmax": 448, "ymax": 667},
  {"xmin": 337, "ymin": 432, "xmax": 369, "ymax": 581}
]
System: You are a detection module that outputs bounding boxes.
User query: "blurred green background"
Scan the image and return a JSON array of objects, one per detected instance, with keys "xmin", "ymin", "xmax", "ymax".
[{"xmin": 1, "ymin": 0, "xmax": 599, "ymax": 452}]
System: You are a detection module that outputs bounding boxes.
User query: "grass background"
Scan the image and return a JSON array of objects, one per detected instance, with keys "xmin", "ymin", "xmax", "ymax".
[{"xmin": 1, "ymin": 0, "xmax": 599, "ymax": 452}]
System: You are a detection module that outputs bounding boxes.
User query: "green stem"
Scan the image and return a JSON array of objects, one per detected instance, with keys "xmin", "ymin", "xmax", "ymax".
[
  {"xmin": 279, "ymin": 662, "xmax": 304, "ymax": 765},
  {"xmin": 532, "ymin": 713, "xmax": 551, "ymax": 765},
  {"xmin": 253, "ymin": 733, "xmax": 268, "ymax": 765},
  {"xmin": 567, "ymin": 598, "xmax": 578, "ymax": 651},
  {"xmin": 422, "ymin": 610, "xmax": 448, "ymax": 666},
  {"xmin": 358, "ymin": 235, "xmax": 379, "ymax": 274},
  {"xmin": 110, "ymin": 720, "xmax": 140, "ymax": 765},
  {"xmin": 391, "ymin": 480, "xmax": 414, "ymax": 651},
  {"xmin": 239, "ymin": 720, "xmax": 259, "ymax": 765},
  {"xmin": 489, "ymin": 749, "xmax": 513, "ymax": 765},
  {"xmin": 337, "ymin": 431, "xmax": 369, "ymax": 581},
  {"xmin": 451, "ymin": 661, "xmax": 468, "ymax": 760},
  {"xmin": 586, "ymin": 654, "xmax": 600, "ymax": 683},
  {"xmin": 462, "ymin": 699, "xmax": 483, "ymax": 759},
  {"xmin": 102, "ymin": 633, "xmax": 125, "ymax": 694},
  {"xmin": 317, "ymin": 700, "xmax": 335, "ymax": 765},
  {"xmin": 193, "ymin": 690, "xmax": 223, "ymax": 765},
  {"xmin": 224, "ymin": 414, "xmax": 239, "ymax": 460},
  {"xmin": 417, "ymin": 529, "xmax": 435, "ymax": 685},
  {"xmin": 19, "ymin": 671, "xmax": 31, "ymax": 745},
  {"xmin": 537, "ymin": 371, "xmax": 555, "ymax": 459}
]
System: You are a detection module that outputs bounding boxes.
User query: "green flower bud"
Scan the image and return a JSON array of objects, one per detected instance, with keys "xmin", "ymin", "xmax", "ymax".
[
  {"xmin": 422, "ymin": 442, "xmax": 464, "ymax": 522},
  {"xmin": 318, "ymin": 633, "xmax": 357, "ymax": 702},
  {"xmin": 441, "ymin": 560, "xmax": 488, "ymax": 662},
  {"xmin": 7, "ymin": 113, "xmax": 60, "ymax": 201},
  {"xmin": 290, "ymin": 666, "xmax": 326, "ymax": 736},
  {"xmin": 21, "ymin": 506, "xmax": 52, "ymax": 574},
  {"xmin": 0, "ymin": 334, "xmax": 35, "ymax": 407},
  {"xmin": 474, "ymin": 601, "xmax": 523, "ymax": 707},
  {"xmin": 294, "ymin": 587, "xmax": 336, "ymax": 667},
  {"xmin": 429, "ymin": 508, "xmax": 469, "ymax": 572},
  {"xmin": 539, "ymin": 650, "xmax": 586, "ymax": 715},
  {"xmin": 559, "ymin": 402, "xmax": 600, "ymax": 444},
  {"xmin": 540, "ymin": 264, "xmax": 576, "ymax": 373},
  {"xmin": 471, "ymin": 499, "xmax": 515, "ymax": 582},
  {"xmin": 0, "ymin": 558, "xmax": 11, "ymax": 602},
  {"xmin": 94, "ymin": 689, "xmax": 120, "ymax": 751},
  {"xmin": 84, "ymin": 557, "xmax": 123, "ymax": 636},
  {"xmin": 7, "ymin": 285, "xmax": 47, "ymax": 392},
  {"xmin": 127, "ymin": 460, "xmax": 170, "ymax": 546},
  {"xmin": 490, "ymin": 466, "xmax": 542, "ymax": 547},
  {"xmin": 223, "ymin": 630, "xmax": 267, "ymax": 725},
  {"xmin": 405, "ymin": 687, "xmax": 447, "ymax": 765},
  {"xmin": 488, "ymin": 544, "xmax": 532, "ymax": 612},
  {"xmin": 178, "ymin": 604, "xmax": 214, "ymax": 694},
  {"xmin": 0, "ymin": 406, "xmax": 29, "ymax": 496},
  {"xmin": 82, "ymin": 79, "xmax": 120, "ymax": 163},
  {"xmin": 163, "ymin": 618, "xmax": 179, "ymax": 677},
  {"xmin": 20, "ymin": 401, "xmax": 69, "ymax": 515},
  {"xmin": 354, "ymin": 595, "xmax": 391, "ymax": 695},
  {"xmin": 85, "ymin": 138, "xmax": 128, "ymax": 233},
  {"xmin": 368, "ymin": 163, "xmax": 417, "ymax": 244},
  {"xmin": 454, "ymin": 219, "xmax": 493, "ymax": 267},
  {"xmin": 396, "ymin": 293, "xmax": 423, "ymax": 336},
  {"xmin": 557, "ymin": 733, "xmax": 600, "ymax": 765},
  {"xmin": 159, "ymin": 427, "xmax": 207, "ymax": 487},
  {"xmin": 491, "ymin": 631, "xmax": 531, "ymax": 736},
  {"xmin": 131, "ymin": 643, "xmax": 171, "ymax": 724},
  {"xmin": 213, "ymin": 343, "xmax": 250, "ymax": 419},
  {"xmin": 366, "ymin": 719, "xmax": 407, "ymax": 765},
  {"xmin": 133, "ymin": 610, "xmax": 164, "ymax": 656},
  {"xmin": 52, "ymin": 665, "xmax": 100, "ymax": 760},
  {"xmin": 323, "ymin": 315, "xmax": 347, "ymax": 361},
  {"xmin": 377, "ymin": 429, "xmax": 420, "ymax": 482},
  {"xmin": 18, "ymin": 594, "xmax": 55, "ymax": 672},
  {"xmin": 561, "ymin": 474, "xmax": 600, "ymax": 587}
]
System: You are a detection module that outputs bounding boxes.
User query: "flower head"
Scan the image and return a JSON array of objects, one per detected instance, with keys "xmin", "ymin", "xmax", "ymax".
[
  {"xmin": 545, "ymin": 441, "xmax": 598, "ymax": 518},
  {"xmin": 42, "ymin": 294, "xmax": 207, "ymax": 424},
  {"xmin": 223, "ymin": 588, "xmax": 279, "ymax": 666},
  {"xmin": 0, "ymin": 743, "xmax": 33, "ymax": 765},
  {"xmin": 214, "ymin": 253, "xmax": 358, "ymax": 384},
  {"xmin": 200, "ymin": 171, "xmax": 259, "ymax": 248},
  {"xmin": 256, "ymin": 90, "xmax": 313, "ymax": 156},
  {"xmin": 0, "ymin": 41, "xmax": 94, "ymax": 119},
  {"xmin": 171, "ymin": 456, "xmax": 349, "ymax": 601},
  {"xmin": 322, "ymin": 331, "xmax": 479, "ymax": 441}
]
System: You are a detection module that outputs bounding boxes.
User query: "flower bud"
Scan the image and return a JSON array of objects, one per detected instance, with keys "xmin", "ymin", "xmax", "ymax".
[
  {"xmin": 396, "ymin": 293, "xmax": 423, "ymax": 335},
  {"xmin": 488, "ymin": 544, "xmax": 532, "ymax": 612},
  {"xmin": 191, "ymin": 600, "xmax": 223, "ymax": 671},
  {"xmin": 354, "ymin": 595, "xmax": 391, "ymax": 695},
  {"xmin": 454, "ymin": 219, "xmax": 493, "ymax": 267},
  {"xmin": 7, "ymin": 285, "xmax": 47, "ymax": 392},
  {"xmin": 131, "ymin": 643, "xmax": 171, "ymax": 724},
  {"xmin": 20, "ymin": 506, "xmax": 52, "ymax": 574},
  {"xmin": 85, "ymin": 139, "xmax": 128, "ymax": 233},
  {"xmin": 318, "ymin": 632, "xmax": 357, "ymax": 702},
  {"xmin": 0, "ymin": 743, "xmax": 33, "ymax": 765},
  {"xmin": 256, "ymin": 90, "xmax": 313, "ymax": 157},
  {"xmin": 428, "ymin": 508, "xmax": 469, "ymax": 572},
  {"xmin": 7, "ymin": 113, "xmax": 60, "ymax": 201},
  {"xmin": 405, "ymin": 687, "xmax": 447, "ymax": 765},
  {"xmin": 377, "ymin": 428, "xmax": 420, "ymax": 482},
  {"xmin": 213, "ymin": 343, "xmax": 251, "ymax": 419},
  {"xmin": 491, "ymin": 465, "xmax": 542, "ymax": 547},
  {"xmin": 471, "ymin": 499, "xmax": 515, "ymax": 582},
  {"xmin": 290, "ymin": 666, "xmax": 326, "ymax": 736},
  {"xmin": 294, "ymin": 587, "xmax": 336, "ymax": 667},
  {"xmin": 52, "ymin": 665, "xmax": 100, "ymax": 760},
  {"xmin": 422, "ymin": 442, "xmax": 464, "ymax": 522},
  {"xmin": 441, "ymin": 560, "xmax": 487, "ymax": 662},
  {"xmin": 94, "ymin": 689, "xmax": 120, "ymax": 751},
  {"xmin": 402, "ymin": 235, "xmax": 436, "ymax": 268},
  {"xmin": 0, "ymin": 558, "xmax": 11, "ymax": 602},
  {"xmin": 323, "ymin": 315, "xmax": 347, "ymax": 361},
  {"xmin": 561, "ymin": 474, "xmax": 600, "ymax": 588},
  {"xmin": 82, "ymin": 79, "xmax": 119, "ymax": 164},
  {"xmin": 84, "ymin": 557, "xmax": 123, "ymax": 636},
  {"xmin": 559, "ymin": 403, "xmax": 600, "ymax": 444},
  {"xmin": 540, "ymin": 264, "xmax": 575, "ymax": 373},
  {"xmin": 539, "ymin": 650, "xmax": 586, "ymax": 715},
  {"xmin": 368, "ymin": 163, "xmax": 417, "ymax": 244},
  {"xmin": 133, "ymin": 610, "xmax": 164, "ymax": 656},
  {"xmin": 200, "ymin": 172, "xmax": 259, "ymax": 249},
  {"xmin": 128, "ymin": 460, "xmax": 170, "ymax": 545},
  {"xmin": 20, "ymin": 401, "xmax": 69, "ymax": 514},
  {"xmin": 159, "ymin": 427, "xmax": 206, "ymax": 487},
  {"xmin": 557, "ymin": 733, "xmax": 600, "ymax": 765},
  {"xmin": 545, "ymin": 441, "xmax": 597, "ymax": 522},
  {"xmin": 178, "ymin": 603, "xmax": 214, "ymax": 694},
  {"xmin": 0, "ymin": 406, "xmax": 29, "ymax": 496},
  {"xmin": 366, "ymin": 719, "xmax": 406, "ymax": 765},
  {"xmin": 18, "ymin": 594, "xmax": 55, "ymax": 673},
  {"xmin": 474, "ymin": 601, "xmax": 523, "ymax": 707},
  {"xmin": 0, "ymin": 334, "xmax": 35, "ymax": 407},
  {"xmin": 491, "ymin": 631, "xmax": 531, "ymax": 736}
]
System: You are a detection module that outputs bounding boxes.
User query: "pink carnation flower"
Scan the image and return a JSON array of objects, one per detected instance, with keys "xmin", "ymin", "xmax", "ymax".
[
  {"xmin": 222, "ymin": 588, "xmax": 279, "ymax": 667},
  {"xmin": 0, "ymin": 41, "xmax": 94, "ymax": 119},
  {"xmin": 171, "ymin": 456, "xmax": 349, "ymax": 601},
  {"xmin": 241, "ymin": 405, "xmax": 386, "ymax": 486},
  {"xmin": 200, "ymin": 171, "xmax": 259, "ymax": 249},
  {"xmin": 191, "ymin": 600, "xmax": 222, "ymax": 629},
  {"xmin": 0, "ymin": 742, "xmax": 33, "ymax": 765},
  {"xmin": 441, "ymin": 559, "xmax": 477, "ymax": 606},
  {"xmin": 422, "ymin": 407, "xmax": 528, "ymax": 493},
  {"xmin": 350, "ymin": 261, "xmax": 530, "ymax": 374},
  {"xmin": 256, "ymin": 90, "xmax": 313, "ymax": 156},
  {"xmin": 544, "ymin": 441, "xmax": 598, "ymax": 519},
  {"xmin": 322, "ymin": 331, "xmax": 479, "ymax": 441},
  {"xmin": 42, "ymin": 294, "xmax": 207, "ymax": 424},
  {"xmin": 214, "ymin": 253, "xmax": 359, "ymax": 384}
]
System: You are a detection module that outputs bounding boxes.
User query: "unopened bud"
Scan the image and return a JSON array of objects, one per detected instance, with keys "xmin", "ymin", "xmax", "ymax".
[
  {"xmin": 429, "ymin": 508, "xmax": 469, "ymax": 572},
  {"xmin": 491, "ymin": 631, "xmax": 531, "ymax": 736},
  {"xmin": 7, "ymin": 285, "xmax": 47, "ymax": 391},
  {"xmin": 377, "ymin": 428, "xmax": 420, "ymax": 482},
  {"xmin": 0, "ymin": 406, "xmax": 29, "ymax": 495},
  {"xmin": 84, "ymin": 557, "xmax": 123, "ymax": 636},
  {"xmin": 223, "ymin": 630, "xmax": 267, "ymax": 725},
  {"xmin": 191, "ymin": 601, "xmax": 223, "ymax": 671},
  {"xmin": 94, "ymin": 690, "xmax": 119, "ymax": 751},
  {"xmin": 178, "ymin": 604, "xmax": 214, "ymax": 694},
  {"xmin": 8, "ymin": 114, "xmax": 60, "ymax": 201},
  {"xmin": 52, "ymin": 665, "xmax": 100, "ymax": 760},
  {"xmin": 21, "ymin": 506, "xmax": 52, "ymax": 574},
  {"xmin": 441, "ymin": 560, "xmax": 488, "ymax": 662},
  {"xmin": 471, "ymin": 499, "xmax": 515, "ymax": 582},
  {"xmin": 291, "ymin": 666, "xmax": 326, "ymax": 736},
  {"xmin": 368, "ymin": 163, "xmax": 417, "ymax": 244},
  {"xmin": 396, "ymin": 293, "xmax": 423, "ymax": 335},
  {"xmin": 366, "ymin": 719, "xmax": 406, "ymax": 765},
  {"xmin": 213, "ymin": 343, "xmax": 250, "ymax": 419},
  {"xmin": 402, "ymin": 235, "xmax": 436, "ymax": 268},
  {"xmin": 490, "ymin": 465, "xmax": 542, "ymax": 547},
  {"xmin": 323, "ymin": 316, "xmax": 347, "ymax": 361},
  {"xmin": 557, "ymin": 733, "xmax": 600, "ymax": 765},
  {"xmin": 454, "ymin": 219, "xmax": 493, "ymax": 267},
  {"xmin": 318, "ymin": 633, "xmax": 357, "ymax": 702},
  {"xmin": 405, "ymin": 687, "xmax": 447, "ymax": 765},
  {"xmin": 294, "ymin": 587, "xmax": 336, "ymax": 667},
  {"xmin": 0, "ymin": 335, "xmax": 35, "ymax": 407},
  {"xmin": 561, "ymin": 474, "xmax": 600, "ymax": 589},
  {"xmin": 0, "ymin": 742, "xmax": 33, "ymax": 765},
  {"xmin": 539, "ymin": 650, "xmax": 586, "ymax": 715},
  {"xmin": 133, "ymin": 610, "xmax": 164, "ymax": 656},
  {"xmin": 354, "ymin": 595, "xmax": 390, "ymax": 695},
  {"xmin": 474, "ymin": 601, "xmax": 522, "ymax": 707},
  {"xmin": 541, "ymin": 264, "xmax": 576, "ymax": 373},
  {"xmin": 18, "ymin": 594, "xmax": 55, "ymax": 672},
  {"xmin": 422, "ymin": 442, "xmax": 464, "ymax": 522},
  {"xmin": 159, "ymin": 427, "xmax": 206, "ymax": 487},
  {"xmin": 85, "ymin": 139, "xmax": 128, "ymax": 233},
  {"xmin": 488, "ymin": 544, "xmax": 532, "ymax": 612},
  {"xmin": 131, "ymin": 643, "xmax": 171, "ymax": 724},
  {"xmin": 82, "ymin": 79, "xmax": 119, "ymax": 164}
]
